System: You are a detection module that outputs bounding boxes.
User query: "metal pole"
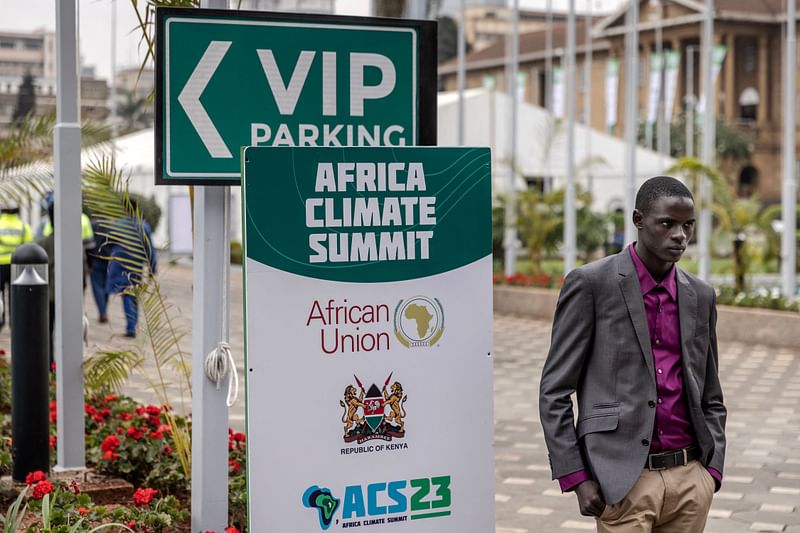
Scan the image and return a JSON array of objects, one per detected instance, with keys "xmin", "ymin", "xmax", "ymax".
[
  {"xmin": 110, "ymin": 0, "xmax": 118, "ymax": 157},
  {"xmin": 686, "ymin": 46, "xmax": 695, "ymax": 157},
  {"xmin": 565, "ymin": 0, "xmax": 577, "ymax": 274},
  {"xmin": 504, "ymin": 0, "xmax": 520, "ymax": 277},
  {"xmin": 782, "ymin": 0, "xmax": 797, "ymax": 296},
  {"xmin": 545, "ymin": 0, "xmax": 553, "ymax": 112},
  {"xmin": 457, "ymin": 0, "xmax": 466, "ymax": 145},
  {"xmin": 655, "ymin": 0, "xmax": 666, "ymax": 162},
  {"xmin": 585, "ymin": 0, "xmax": 593, "ymax": 194},
  {"xmin": 192, "ymin": 0, "xmax": 229, "ymax": 530},
  {"xmin": 699, "ymin": 0, "xmax": 715, "ymax": 282},
  {"xmin": 624, "ymin": 0, "xmax": 639, "ymax": 244},
  {"xmin": 53, "ymin": 0, "xmax": 85, "ymax": 472}
]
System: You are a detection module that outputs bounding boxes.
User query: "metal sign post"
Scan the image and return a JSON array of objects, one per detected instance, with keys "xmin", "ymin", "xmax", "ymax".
[{"xmin": 53, "ymin": 0, "xmax": 85, "ymax": 472}]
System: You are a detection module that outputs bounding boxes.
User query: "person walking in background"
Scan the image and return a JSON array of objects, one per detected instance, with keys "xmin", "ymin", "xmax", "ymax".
[
  {"xmin": 0, "ymin": 203, "xmax": 33, "ymax": 330},
  {"xmin": 88, "ymin": 215, "xmax": 109, "ymax": 323},
  {"xmin": 105, "ymin": 201, "xmax": 157, "ymax": 338},
  {"xmin": 539, "ymin": 176, "xmax": 726, "ymax": 533}
]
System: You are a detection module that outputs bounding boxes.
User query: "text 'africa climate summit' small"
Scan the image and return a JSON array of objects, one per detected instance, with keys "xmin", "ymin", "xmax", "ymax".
[{"xmin": 306, "ymin": 162, "xmax": 435, "ymax": 264}]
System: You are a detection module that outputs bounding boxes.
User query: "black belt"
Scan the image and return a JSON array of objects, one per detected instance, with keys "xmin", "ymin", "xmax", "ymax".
[{"xmin": 646, "ymin": 446, "xmax": 701, "ymax": 470}]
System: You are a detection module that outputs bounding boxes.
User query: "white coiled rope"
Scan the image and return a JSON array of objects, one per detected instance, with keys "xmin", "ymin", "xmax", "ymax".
[{"xmin": 203, "ymin": 341, "xmax": 239, "ymax": 407}]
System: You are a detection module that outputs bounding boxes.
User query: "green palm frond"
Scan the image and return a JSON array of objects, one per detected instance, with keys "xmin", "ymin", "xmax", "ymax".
[
  {"xmin": 131, "ymin": 0, "xmax": 199, "ymax": 97},
  {"xmin": 0, "ymin": 162, "xmax": 52, "ymax": 206},
  {"xmin": 83, "ymin": 157, "xmax": 155, "ymax": 277},
  {"xmin": 138, "ymin": 282, "xmax": 192, "ymax": 403},
  {"xmin": 84, "ymin": 350, "xmax": 144, "ymax": 394}
]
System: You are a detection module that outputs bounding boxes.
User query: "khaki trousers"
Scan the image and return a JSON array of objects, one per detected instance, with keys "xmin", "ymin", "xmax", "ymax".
[{"xmin": 597, "ymin": 460, "xmax": 715, "ymax": 533}]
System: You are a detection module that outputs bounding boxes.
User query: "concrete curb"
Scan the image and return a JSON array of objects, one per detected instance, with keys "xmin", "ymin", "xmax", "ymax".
[{"xmin": 494, "ymin": 285, "xmax": 800, "ymax": 349}]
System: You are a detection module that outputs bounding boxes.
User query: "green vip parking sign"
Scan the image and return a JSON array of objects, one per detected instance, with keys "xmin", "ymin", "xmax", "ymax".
[{"xmin": 155, "ymin": 8, "xmax": 436, "ymax": 185}]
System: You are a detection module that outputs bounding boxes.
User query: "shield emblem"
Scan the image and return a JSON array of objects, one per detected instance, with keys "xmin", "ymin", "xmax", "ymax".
[{"xmin": 363, "ymin": 384, "xmax": 385, "ymax": 431}]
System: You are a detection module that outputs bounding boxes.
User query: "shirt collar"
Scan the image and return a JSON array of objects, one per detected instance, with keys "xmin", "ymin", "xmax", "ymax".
[{"xmin": 628, "ymin": 244, "xmax": 677, "ymax": 300}]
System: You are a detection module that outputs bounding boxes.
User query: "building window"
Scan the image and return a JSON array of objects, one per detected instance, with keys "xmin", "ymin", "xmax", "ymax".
[
  {"xmin": 0, "ymin": 40, "xmax": 15, "ymax": 49},
  {"xmin": 738, "ymin": 165, "xmax": 758, "ymax": 197},
  {"xmin": 744, "ymin": 42, "xmax": 756, "ymax": 73},
  {"xmin": 24, "ymin": 40, "xmax": 42, "ymax": 50}
]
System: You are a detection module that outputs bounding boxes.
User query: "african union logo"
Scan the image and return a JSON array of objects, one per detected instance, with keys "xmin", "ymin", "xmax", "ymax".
[{"xmin": 394, "ymin": 297, "xmax": 444, "ymax": 348}]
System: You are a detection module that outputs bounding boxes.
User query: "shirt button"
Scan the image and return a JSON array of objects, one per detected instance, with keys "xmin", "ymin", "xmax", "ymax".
[
  {"xmin": 659, "ymin": 430, "xmax": 664, "ymax": 435},
  {"xmin": 648, "ymin": 400, "xmax": 656, "ymax": 408},
  {"xmin": 657, "ymin": 368, "xmax": 663, "ymax": 374},
  {"xmin": 642, "ymin": 439, "xmax": 650, "ymax": 446},
  {"xmin": 655, "ymin": 339, "xmax": 661, "ymax": 345},
  {"xmin": 658, "ymin": 398, "xmax": 663, "ymax": 404}
]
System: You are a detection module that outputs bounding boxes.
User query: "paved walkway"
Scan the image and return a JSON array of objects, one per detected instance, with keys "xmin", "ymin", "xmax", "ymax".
[{"xmin": 1, "ymin": 262, "xmax": 798, "ymax": 532}]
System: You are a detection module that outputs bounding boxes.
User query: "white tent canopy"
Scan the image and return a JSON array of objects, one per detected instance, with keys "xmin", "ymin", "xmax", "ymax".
[{"xmin": 437, "ymin": 89, "xmax": 677, "ymax": 212}]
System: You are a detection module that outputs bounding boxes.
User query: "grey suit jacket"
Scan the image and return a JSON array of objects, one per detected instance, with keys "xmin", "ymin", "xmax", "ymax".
[{"xmin": 538, "ymin": 251, "xmax": 727, "ymax": 505}]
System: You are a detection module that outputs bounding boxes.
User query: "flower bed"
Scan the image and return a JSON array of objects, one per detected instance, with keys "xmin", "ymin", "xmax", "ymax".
[{"xmin": 0, "ymin": 357, "xmax": 248, "ymax": 532}]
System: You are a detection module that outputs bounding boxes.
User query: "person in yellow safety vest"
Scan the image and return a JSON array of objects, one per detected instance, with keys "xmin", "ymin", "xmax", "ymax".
[
  {"xmin": 0, "ymin": 204, "xmax": 34, "ymax": 329},
  {"xmin": 40, "ymin": 213, "xmax": 95, "ymax": 251}
]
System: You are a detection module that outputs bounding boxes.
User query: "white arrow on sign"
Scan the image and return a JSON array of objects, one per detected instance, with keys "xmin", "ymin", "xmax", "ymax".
[{"xmin": 178, "ymin": 40, "xmax": 233, "ymax": 159}]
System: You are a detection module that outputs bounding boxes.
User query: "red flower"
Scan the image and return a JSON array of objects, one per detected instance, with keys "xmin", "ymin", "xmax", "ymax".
[
  {"xmin": 116, "ymin": 427, "xmax": 123, "ymax": 435},
  {"xmin": 49, "ymin": 411, "xmax": 57, "ymax": 424},
  {"xmin": 92, "ymin": 413, "xmax": 105, "ymax": 423},
  {"xmin": 148, "ymin": 429, "xmax": 163, "ymax": 439},
  {"xmin": 25, "ymin": 471, "xmax": 47, "ymax": 485},
  {"xmin": 78, "ymin": 507, "xmax": 89, "ymax": 516},
  {"xmin": 226, "ymin": 528, "xmax": 242, "ymax": 533},
  {"xmin": 32, "ymin": 480, "xmax": 54, "ymax": 499},
  {"xmin": 100, "ymin": 435, "xmax": 120, "ymax": 453},
  {"xmin": 104, "ymin": 394, "xmax": 117, "ymax": 402},
  {"xmin": 164, "ymin": 444, "xmax": 173, "ymax": 455},
  {"xmin": 85, "ymin": 404, "xmax": 96, "ymax": 416},
  {"xmin": 127, "ymin": 520, "xmax": 136, "ymax": 528},
  {"xmin": 145, "ymin": 405, "xmax": 161, "ymax": 416},
  {"xmin": 103, "ymin": 450, "xmax": 120, "ymax": 461},
  {"xmin": 70, "ymin": 480, "xmax": 80, "ymax": 494},
  {"xmin": 132, "ymin": 487, "xmax": 158, "ymax": 506},
  {"xmin": 119, "ymin": 412, "xmax": 133, "ymax": 421},
  {"xmin": 158, "ymin": 424, "xmax": 171, "ymax": 434},
  {"xmin": 126, "ymin": 426, "xmax": 144, "ymax": 440},
  {"xmin": 228, "ymin": 460, "xmax": 241, "ymax": 473},
  {"xmin": 232, "ymin": 432, "xmax": 246, "ymax": 443},
  {"xmin": 135, "ymin": 406, "xmax": 145, "ymax": 415},
  {"xmin": 49, "ymin": 435, "xmax": 56, "ymax": 448},
  {"xmin": 49, "ymin": 401, "xmax": 57, "ymax": 411}
]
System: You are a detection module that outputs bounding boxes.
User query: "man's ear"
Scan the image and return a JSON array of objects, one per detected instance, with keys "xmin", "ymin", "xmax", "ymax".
[{"xmin": 632, "ymin": 209, "xmax": 644, "ymax": 230}]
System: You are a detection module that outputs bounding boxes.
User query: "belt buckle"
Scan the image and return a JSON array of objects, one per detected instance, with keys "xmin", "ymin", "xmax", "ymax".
[
  {"xmin": 681, "ymin": 448, "xmax": 689, "ymax": 466},
  {"xmin": 647, "ymin": 454, "xmax": 666, "ymax": 471}
]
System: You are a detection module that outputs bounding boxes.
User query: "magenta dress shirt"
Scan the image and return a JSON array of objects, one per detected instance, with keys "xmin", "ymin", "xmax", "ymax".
[{"xmin": 558, "ymin": 245, "xmax": 721, "ymax": 492}]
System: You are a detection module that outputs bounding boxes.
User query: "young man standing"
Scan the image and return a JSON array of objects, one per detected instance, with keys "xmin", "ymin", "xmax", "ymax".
[{"xmin": 539, "ymin": 176, "xmax": 727, "ymax": 532}]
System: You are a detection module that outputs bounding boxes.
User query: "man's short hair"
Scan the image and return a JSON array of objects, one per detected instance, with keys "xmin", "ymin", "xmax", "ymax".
[{"xmin": 635, "ymin": 176, "xmax": 693, "ymax": 214}]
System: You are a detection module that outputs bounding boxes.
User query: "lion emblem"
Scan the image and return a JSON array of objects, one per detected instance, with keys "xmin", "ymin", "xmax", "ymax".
[
  {"xmin": 339, "ymin": 384, "xmax": 365, "ymax": 437},
  {"xmin": 382, "ymin": 381, "xmax": 407, "ymax": 433}
]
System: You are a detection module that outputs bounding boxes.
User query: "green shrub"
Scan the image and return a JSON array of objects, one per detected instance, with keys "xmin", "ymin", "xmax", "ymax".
[{"xmin": 715, "ymin": 285, "xmax": 800, "ymax": 312}]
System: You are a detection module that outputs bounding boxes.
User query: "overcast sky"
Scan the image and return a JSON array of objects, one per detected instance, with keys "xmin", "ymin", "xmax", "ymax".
[
  {"xmin": 3, "ymin": 0, "xmax": 621, "ymax": 83},
  {"xmin": 2, "ymin": 0, "xmax": 372, "ymax": 82}
]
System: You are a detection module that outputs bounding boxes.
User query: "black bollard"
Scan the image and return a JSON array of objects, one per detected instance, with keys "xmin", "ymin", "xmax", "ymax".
[{"xmin": 10, "ymin": 243, "xmax": 50, "ymax": 481}]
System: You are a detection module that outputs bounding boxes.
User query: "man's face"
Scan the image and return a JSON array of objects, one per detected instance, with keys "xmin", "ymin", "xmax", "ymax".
[{"xmin": 634, "ymin": 195, "xmax": 696, "ymax": 264}]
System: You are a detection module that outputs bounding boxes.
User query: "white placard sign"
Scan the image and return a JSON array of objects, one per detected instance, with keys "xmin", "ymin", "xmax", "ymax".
[{"xmin": 241, "ymin": 146, "xmax": 495, "ymax": 532}]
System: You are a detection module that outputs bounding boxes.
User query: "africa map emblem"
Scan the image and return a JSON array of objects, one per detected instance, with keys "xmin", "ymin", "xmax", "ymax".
[
  {"xmin": 394, "ymin": 296, "xmax": 444, "ymax": 347},
  {"xmin": 340, "ymin": 373, "xmax": 407, "ymax": 443}
]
